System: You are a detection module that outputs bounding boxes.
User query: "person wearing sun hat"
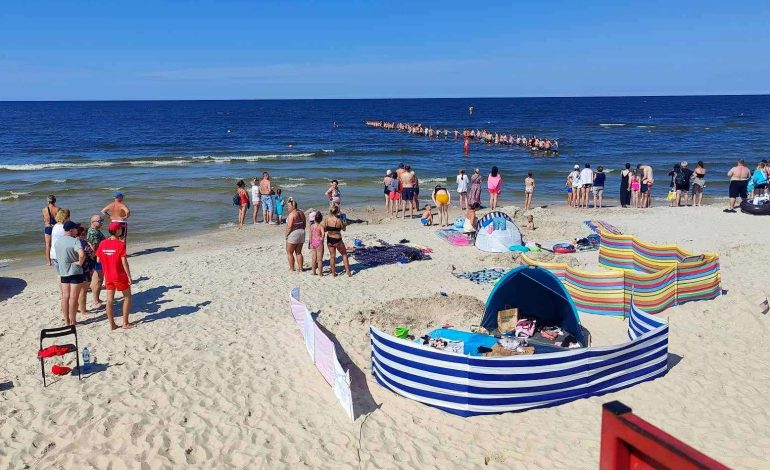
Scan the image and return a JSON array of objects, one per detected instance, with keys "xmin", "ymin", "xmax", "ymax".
[
  {"xmin": 100, "ymin": 191, "xmax": 130, "ymax": 245},
  {"xmin": 95, "ymin": 221, "xmax": 133, "ymax": 330}
]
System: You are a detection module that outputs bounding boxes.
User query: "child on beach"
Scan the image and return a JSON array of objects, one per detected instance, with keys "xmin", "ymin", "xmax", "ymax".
[
  {"xmin": 524, "ymin": 172, "xmax": 535, "ymax": 210},
  {"xmin": 631, "ymin": 172, "xmax": 641, "ymax": 208},
  {"xmin": 525, "ymin": 214, "xmax": 535, "ymax": 230},
  {"xmin": 95, "ymin": 221, "xmax": 133, "ymax": 330},
  {"xmin": 308, "ymin": 211, "xmax": 325, "ymax": 276},
  {"xmin": 274, "ymin": 189, "xmax": 285, "ymax": 224},
  {"xmin": 462, "ymin": 208, "xmax": 477, "ymax": 235},
  {"xmin": 420, "ymin": 204, "xmax": 433, "ymax": 226}
]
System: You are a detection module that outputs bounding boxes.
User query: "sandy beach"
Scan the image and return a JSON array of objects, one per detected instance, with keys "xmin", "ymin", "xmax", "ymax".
[{"xmin": 1, "ymin": 203, "xmax": 769, "ymax": 469}]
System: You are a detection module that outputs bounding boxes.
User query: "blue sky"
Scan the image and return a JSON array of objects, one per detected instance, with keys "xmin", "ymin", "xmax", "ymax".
[{"xmin": 1, "ymin": 0, "xmax": 769, "ymax": 100}]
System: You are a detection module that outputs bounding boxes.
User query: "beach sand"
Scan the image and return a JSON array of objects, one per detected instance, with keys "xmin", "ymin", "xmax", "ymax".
[{"xmin": 1, "ymin": 203, "xmax": 768, "ymax": 469}]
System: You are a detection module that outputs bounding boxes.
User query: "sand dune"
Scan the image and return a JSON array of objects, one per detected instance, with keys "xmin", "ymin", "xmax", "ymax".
[{"xmin": 1, "ymin": 203, "xmax": 768, "ymax": 469}]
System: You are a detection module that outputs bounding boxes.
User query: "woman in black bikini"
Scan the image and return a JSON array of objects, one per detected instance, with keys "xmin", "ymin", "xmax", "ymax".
[
  {"xmin": 41, "ymin": 195, "xmax": 58, "ymax": 265},
  {"xmin": 324, "ymin": 205, "xmax": 351, "ymax": 277}
]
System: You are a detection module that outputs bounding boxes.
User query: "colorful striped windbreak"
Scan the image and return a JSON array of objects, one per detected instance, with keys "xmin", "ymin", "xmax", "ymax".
[{"xmin": 521, "ymin": 231, "xmax": 721, "ymax": 316}]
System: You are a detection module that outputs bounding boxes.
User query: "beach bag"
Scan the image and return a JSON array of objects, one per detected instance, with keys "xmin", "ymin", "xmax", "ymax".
[
  {"xmin": 667, "ymin": 190, "xmax": 676, "ymax": 201},
  {"xmin": 497, "ymin": 307, "xmax": 519, "ymax": 334},
  {"xmin": 232, "ymin": 194, "xmax": 239, "ymax": 206}
]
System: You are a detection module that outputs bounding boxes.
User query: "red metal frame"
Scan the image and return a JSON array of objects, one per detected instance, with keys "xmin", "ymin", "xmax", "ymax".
[{"xmin": 600, "ymin": 401, "xmax": 730, "ymax": 470}]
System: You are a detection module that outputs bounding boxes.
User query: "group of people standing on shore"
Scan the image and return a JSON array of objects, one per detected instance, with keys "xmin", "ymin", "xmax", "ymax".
[
  {"xmin": 234, "ymin": 171, "xmax": 344, "ymax": 228},
  {"xmin": 233, "ymin": 172, "xmax": 351, "ymax": 276},
  {"xmin": 365, "ymin": 120, "xmax": 559, "ymax": 155},
  {"xmin": 41, "ymin": 192, "xmax": 134, "ymax": 331},
  {"xmin": 382, "ymin": 164, "xmax": 509, "ymax": 227}
]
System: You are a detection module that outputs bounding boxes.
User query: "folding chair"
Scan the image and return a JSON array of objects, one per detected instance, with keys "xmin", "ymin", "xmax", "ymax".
[{"xmin": 38, "ymin": 326, "xmax": 81, "ymax": 387}]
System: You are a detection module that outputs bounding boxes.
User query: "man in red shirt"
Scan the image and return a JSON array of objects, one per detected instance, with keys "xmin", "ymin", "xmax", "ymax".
[{"xmin": 95, "ymin": 222, "xmax": 133, "ymax": 330}]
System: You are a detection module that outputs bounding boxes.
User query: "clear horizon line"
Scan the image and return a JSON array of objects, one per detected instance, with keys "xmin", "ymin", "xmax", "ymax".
[{"xmin": 1, "ymin": 92, "xmax": 769, "ymax": 103}]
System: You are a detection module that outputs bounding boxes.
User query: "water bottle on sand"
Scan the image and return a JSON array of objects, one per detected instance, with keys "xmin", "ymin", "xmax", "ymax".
[{"xmin": 82, "ymin": 346, "xmax": 91, "ymax": 372}]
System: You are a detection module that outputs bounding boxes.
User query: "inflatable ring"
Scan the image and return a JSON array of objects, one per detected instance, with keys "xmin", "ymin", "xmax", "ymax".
[
  {"xmin": 740, "ymin": 200, "xmax": 770, "ymax": 215},
  {"xmin": 553, "ymin": 243, "xmax": 576, "ymax": 254}
]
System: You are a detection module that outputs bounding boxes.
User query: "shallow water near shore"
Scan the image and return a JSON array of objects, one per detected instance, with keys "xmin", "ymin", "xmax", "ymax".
[{"xmin": 1, "ymin": 96, "xmax": 768, "ymax": 264}]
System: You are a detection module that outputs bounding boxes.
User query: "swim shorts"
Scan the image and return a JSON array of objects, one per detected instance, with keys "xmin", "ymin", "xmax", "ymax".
[
  {"xmin": 388, "ymin": 191, "xmax": 400, "ymax": 201},
  {"xmin": 105, "ymin": 279, "xmax": 130, "ymax": 291},
  {"xmin": 60, "ymin": 274, "xmax": 85, "ymax": 284},
  {"xmin": 729, "ymin": 180, "xmax": 748, "ymax": 199},
  {"xmin": 640, "ymin": 184, "xmax": 649, "ymax": 193},
  {"xmin": 401, "ymin": 188, "xmax": 415, "ymax": 201},
  {"xmin": 43, "ymin": 226, "xmax": 53, "ymax": 235},
  {"xmin": 261, "ymin": 195, "xmax": 274, "ymax": 212}
]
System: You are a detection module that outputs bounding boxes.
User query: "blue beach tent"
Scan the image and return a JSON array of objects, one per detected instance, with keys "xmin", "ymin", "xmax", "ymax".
[{"xmin": 481, "ymin": 265, "xmax": 587, "ymax": 346}]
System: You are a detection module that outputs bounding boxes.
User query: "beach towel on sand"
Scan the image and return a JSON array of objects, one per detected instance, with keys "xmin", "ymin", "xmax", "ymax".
[
  {"xmin": 584, "ymin": 220, "xmax": 622, "ymax": 235},
  {"xmin": 453, "ymin": 268, "xmax": 508, "ymax": 285},
  {"xmin": 351, "ymin": 242, "xmax": 430, "ymax": 268},
  {"xmin": 436, "ymin": 228, "xmax": 472, "ymax": 246}
]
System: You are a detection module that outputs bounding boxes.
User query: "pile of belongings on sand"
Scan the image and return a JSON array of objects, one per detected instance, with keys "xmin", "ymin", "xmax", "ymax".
[{"xmin": 392, "ymin": 307, "xmax": 584, "ymax": 358}]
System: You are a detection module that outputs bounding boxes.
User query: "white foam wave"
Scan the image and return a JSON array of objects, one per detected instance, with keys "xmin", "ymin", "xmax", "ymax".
[
  {"xmin": 279, "ymin": 183, "xmax": 306, "ymax": 189},
  {"xmin": 0, "ymin": 153, "xmax": 320, "ymax": 171},
  {"xmin": 102, "ymin": 187, "xmax": 122, "ymax": 191},
  {"xmin": 128, "ymin": 160, "xmax": 192, "ymax": 166},
  {"xmin": 283, "ymin": 177, "xmax": 306, "ymax": 182},
  {"xmin": 53, "ymin": 179, "xmax": 67, "ymax": 183},
  {"xmin": 636, "ymin": 125, "xmax": 656, "ymax": 128},
  {"xmin": 0, "ymin": 191, "xmax": 31, "ymax": 201},
  {"xmin": 198, "ymin": 153, "xmax": 315, "ymax": 162},
  {"xmin": 420, "ymin": 177, "xmax": 449, "ymax": 183},
  {"xmin": 599, "ymin": 123, "xmax": 626, "ymax": 127},
  {"xmin": 0, "ymin": 162, "xmax": 115, "ymax": 171},
  {"xmin": 321, "ymin": 149, "xmax": 335, "ymax": 153}
]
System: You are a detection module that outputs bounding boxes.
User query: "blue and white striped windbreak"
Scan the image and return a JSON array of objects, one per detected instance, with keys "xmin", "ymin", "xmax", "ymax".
[{"xmin": 370, "ymin": 299, "xmax": 668, "ymax": 417}]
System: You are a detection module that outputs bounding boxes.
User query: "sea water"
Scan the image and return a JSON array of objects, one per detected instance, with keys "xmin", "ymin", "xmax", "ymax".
[{"xmin": 1, "ymin": 96, "xmax": 768, "ymax": 263}]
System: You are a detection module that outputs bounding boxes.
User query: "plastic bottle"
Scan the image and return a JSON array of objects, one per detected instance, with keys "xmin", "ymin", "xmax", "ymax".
[{"xmin": 82, "ymin": 346, "xmax": 91, "ymax": 371}]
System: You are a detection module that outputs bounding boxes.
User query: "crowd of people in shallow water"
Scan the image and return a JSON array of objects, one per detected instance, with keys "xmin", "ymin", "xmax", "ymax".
[{"xmin": 365, "ymin": 120, "xmax": 559, "ymax": 154}]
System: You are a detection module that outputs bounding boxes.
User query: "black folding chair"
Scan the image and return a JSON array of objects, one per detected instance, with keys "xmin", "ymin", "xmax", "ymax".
[{"xmin": 39, "ymin": 325, "xmax": 81, "ymax": 387}]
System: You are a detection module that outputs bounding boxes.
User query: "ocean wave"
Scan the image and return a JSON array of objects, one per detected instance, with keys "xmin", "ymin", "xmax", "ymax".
[
  {"xmin": 0, "ymin": 162, "xmax": 117, "ymax": 171},
  {"xmin": 321, "ymin": 149, "xmax": 335, "ymax": 153},
  {"xmin": 0, "ymin": 152, "xmax": 327, "ymax": 172},
  {"xmin": 0, "ymin": 191, "xmax": 31, "ymax": 201},
  {"xmin": 420, "ymin": 177, "xmax": 449, "ymax": 183},
  {"xmin": 599, "ymin": 123, "xmax": 627, "ymax": 127},
  {"xmin": 279, "ymin": 183, "xmax": 306, "ymax": 189}
]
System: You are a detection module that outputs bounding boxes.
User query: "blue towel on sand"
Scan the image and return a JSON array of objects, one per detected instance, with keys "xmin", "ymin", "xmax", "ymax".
[{"xmin": 428, "ymin": 328, "xmax": 498, "ymax": 356}]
